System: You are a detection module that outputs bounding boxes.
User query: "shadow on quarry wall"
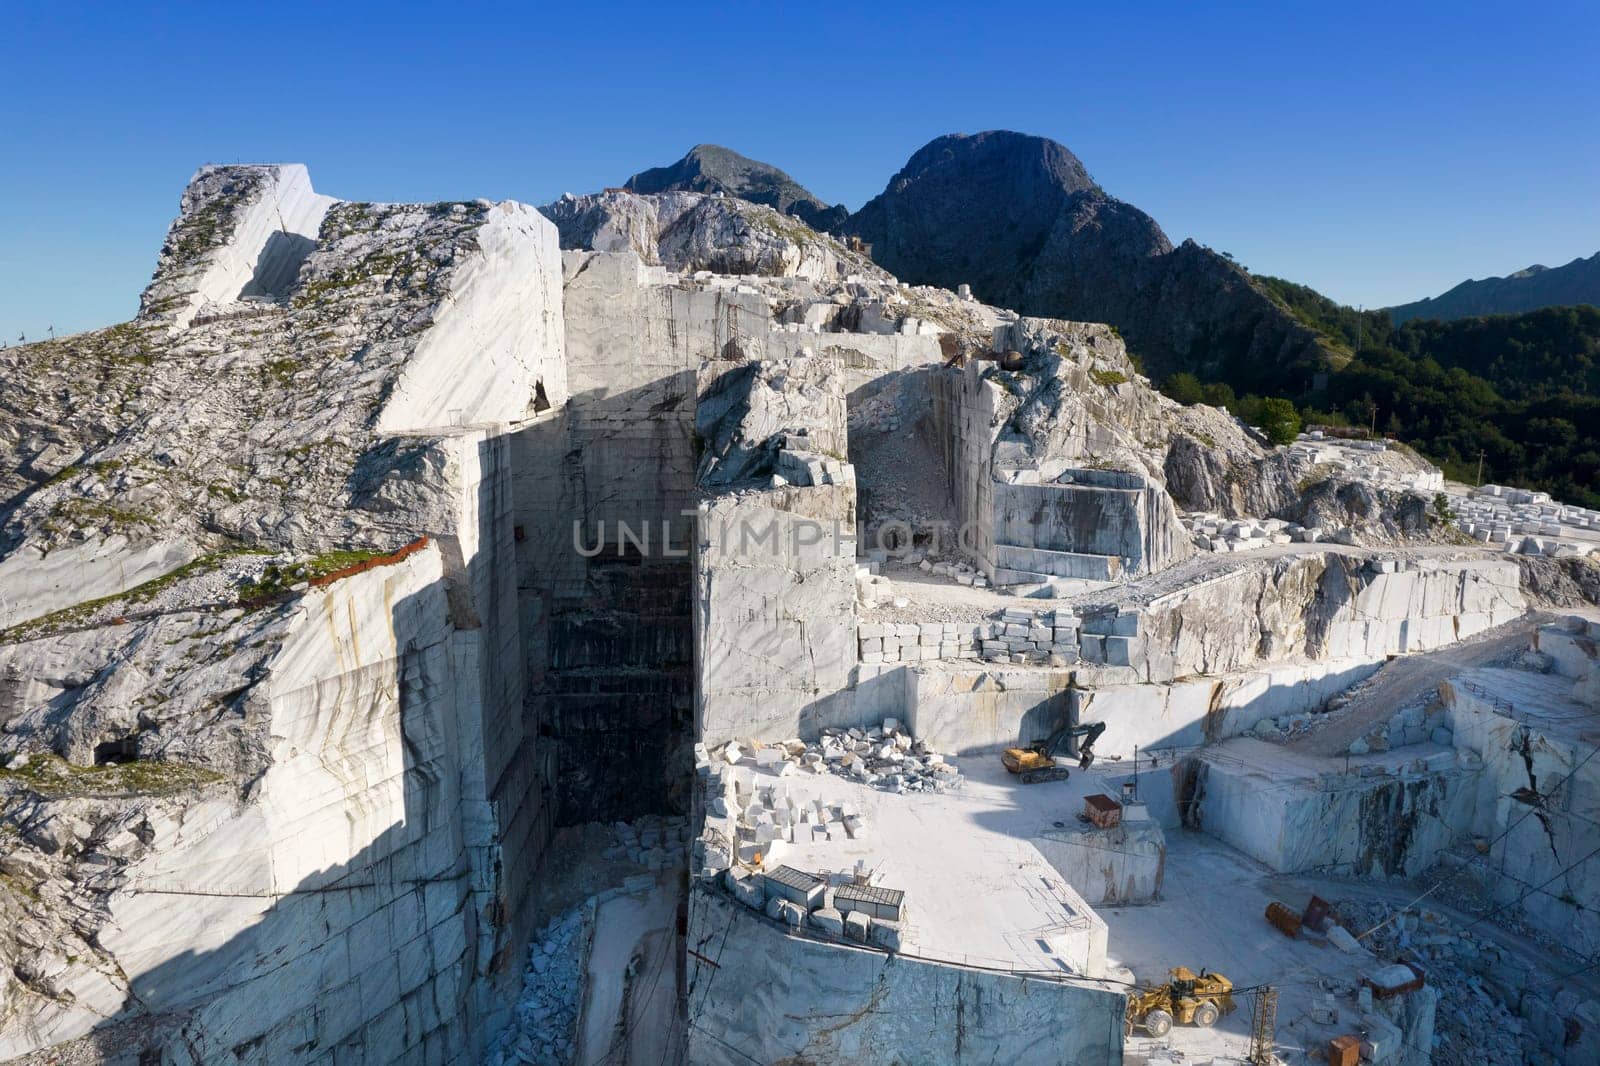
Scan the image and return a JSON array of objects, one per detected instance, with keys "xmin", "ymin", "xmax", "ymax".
[
  {"xmin": 511, "ymin": 377, "xmax": 698, "ymax": 827},
  {"xmin": 846, "ymin": 368, "xmax": 957, "ymax": 547},
  {"xmin": 50, "ymin": 581, "xmax": 492, "ymax": 1066},
  {"xmin": 239, "ymin": 231, "xmax": 317, "ymax": 302}
]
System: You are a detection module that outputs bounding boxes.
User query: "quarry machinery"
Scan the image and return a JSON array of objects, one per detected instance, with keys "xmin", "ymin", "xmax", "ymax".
[
  {"xmin": 940, "ymin": 334, "xmax": 1027, "ymax": 371},
  {"xmin": 1125, "ymin": 967, "xmax": 1237, "ymax": 1037},
  {"xmin": 1001, "ymin": 720, "xmax": 1106, "ymax": 784}
]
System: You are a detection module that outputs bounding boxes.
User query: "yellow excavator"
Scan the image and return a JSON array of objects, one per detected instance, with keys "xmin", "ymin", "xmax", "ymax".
[
  {"xmin": 1001, "ymin": 721, "xmax": 1106, "ymax": 784},
  {"xmin": 1124, "ymin": 967, "xmax": 1236, "ymax": 1037}
]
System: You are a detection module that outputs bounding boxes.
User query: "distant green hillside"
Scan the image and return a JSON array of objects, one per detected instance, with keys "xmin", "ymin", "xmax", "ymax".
[{"xmin": 1164, "ymin": 287, "xmax": 1600, "ymax": 508}]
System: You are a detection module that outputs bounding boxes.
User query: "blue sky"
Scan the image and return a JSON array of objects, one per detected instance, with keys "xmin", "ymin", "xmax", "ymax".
[{"xmin": 3, "ymin": 0, "xmax": 1596, "ymax": 340}]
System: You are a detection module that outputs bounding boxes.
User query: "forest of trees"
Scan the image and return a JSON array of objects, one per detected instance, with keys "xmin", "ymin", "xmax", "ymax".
[{"xmin": 1166, "ymin": 293, "xmax": 1600, "ymax": 507}]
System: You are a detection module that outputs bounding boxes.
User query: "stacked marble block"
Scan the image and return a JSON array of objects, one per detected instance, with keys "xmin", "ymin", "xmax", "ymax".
[
  {"xmin": 979, "ymin": 607, "xmax": 1081, "ymax": 665},
  {"xmin": 1454, "ymin": 484, "xmax": 1600, "ymax": 555},
  {"xmin": 774, "ymin": 445, "xmax": 852, "ymax": 488},
  {"xmin": 1185, "ymin": 513, "xmax": 1298, "ymax": 552},
  {"xmin": 858, "ymin": 621, "xmax": 985, "ymax": 664},
  {"xmin": 1289, "ymin": 432, "xmax": 1444, "ymax": 493}
]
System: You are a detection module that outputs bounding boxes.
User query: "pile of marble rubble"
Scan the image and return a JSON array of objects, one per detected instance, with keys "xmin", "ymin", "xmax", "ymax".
[
  {"xmin": 487, "ymin": 906, "xmax": 591, "ymax": 1066},
  {"xmin": 1332, "ymin": 897, "xmax": 1600, "ymax": 1066},
  {"xmin": 712, "ymin": 719, "xmax": 963, "ymax": 794},
  {"xmin": 599, "ymin": 814, "xmax": 690, "ymax": 871}
]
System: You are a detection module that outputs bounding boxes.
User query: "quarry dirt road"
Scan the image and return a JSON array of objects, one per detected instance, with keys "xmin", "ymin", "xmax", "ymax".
[{"xmin": 1289, "ymin": 615, "xmax": 1543, "ymax": 757}]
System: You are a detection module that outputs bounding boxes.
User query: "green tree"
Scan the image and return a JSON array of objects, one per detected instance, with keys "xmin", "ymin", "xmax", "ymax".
[
  {"xmin": 1162, "ymin": 372, "xmax": 1205, "ymax": 405},
  {"xmin": 1201, "ymin": 381, "xmax": 1236, "ymax": 409},
  {"xmin": 1257, "ymin": 397, "xmax": 1302, "ymax": 446}
]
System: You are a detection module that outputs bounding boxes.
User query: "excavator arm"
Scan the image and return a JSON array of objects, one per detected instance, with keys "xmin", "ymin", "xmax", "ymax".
[{"xmin": 1032, "ymin": 720, "xmax": 1106, "ymax": 769}]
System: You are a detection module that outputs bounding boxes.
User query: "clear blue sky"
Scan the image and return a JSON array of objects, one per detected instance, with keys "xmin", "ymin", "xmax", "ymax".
[{"xmin": 3, "ymin": 0, "xmax": 1597, "ymax": 340}]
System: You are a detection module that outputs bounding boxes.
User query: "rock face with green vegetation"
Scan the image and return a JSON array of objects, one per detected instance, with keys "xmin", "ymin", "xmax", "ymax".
[
  {"xmin": 1388, "ymin": 250, "xmax": 1600, "ymax": 322},
  {"xmin": 0, "ymin": 165, "xmax": 565, "ymax": 1063},
  {"xmin": 1225, "ymin": 278, "xmax": 1600, "ymax": 507},
  {"xmin": 838, "ymin": 130, "xmax": 1332, "ymax": 391},
  {"xmin": 624, "ymin": 143, "xmax": 849, "ymax": 232}
]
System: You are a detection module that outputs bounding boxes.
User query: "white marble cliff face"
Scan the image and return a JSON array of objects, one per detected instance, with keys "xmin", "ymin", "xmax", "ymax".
[{"xmin": 0, "ymin": 164, "xmax": 566, "ymax": 1063}]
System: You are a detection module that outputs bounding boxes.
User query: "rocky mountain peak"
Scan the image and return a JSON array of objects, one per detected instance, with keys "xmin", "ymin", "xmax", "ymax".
[
  {"xmin": 888, "ymin": 130, "xmax": 1099, "ymax": 199},
  {"xmin": 840, "ymin": 129, "xmax": 1328, "ymax": 390},
  {"xmin": 624, "ymin": 143, "xmax": 848, "ymax": 231}
]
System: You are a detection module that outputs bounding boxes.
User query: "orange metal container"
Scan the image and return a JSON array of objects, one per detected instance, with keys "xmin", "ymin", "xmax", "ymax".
[
  {"xmin": 1328, "ymin": 1035, "xmax": 1360, "ymax": 1066},
  {"xmin": 1265, "ymin": 900, "xmax": 1303, "ymax": 939}
]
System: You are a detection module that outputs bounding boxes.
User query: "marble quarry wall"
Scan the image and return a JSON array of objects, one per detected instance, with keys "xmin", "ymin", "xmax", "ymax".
[
  {"xmin": 849, "ymin": 555, "xmax": 1514, "ymax": 760},
  {"xmin": 95, "ymin": 549, "xmax": 491, "ymax": 1063},
  {"xmin": 931, "ymin": 360, "xmax": 1000, "ymax": 572},
  {"xmin": 0, "ymin": 166, "xmax": 566, "ymax": 1063},
  {"xmin": 1032, "ymin": 818, "xmax": 1166, "ymax": 904},
  {"xmin": 902, "ymin": 665, "xmax": 1074, "ymax": 755},
  {"xmin": 1442, "ymin": 630, "xmax": 1600, "ymax": 950},
  {"xmin": 992, "ymin": 471, "xmax": 1186, "ymax": 580},
  {"xmin": 1070, "ymin": 658, "xmax": 1385, "ymax": 759},
  {"xmin": 1189, "ymin": 740, "xmax": 1479, "ymax": 878},
  {"xmin": 683, "ymin": 892, "xmax": 1126, "ymax": 1065},
  {"xmin": 511, "ymin": 251, "xmax": 758, "ymax": 821},
  {"xmin": 930, "ymin": 356, "xmax": 1189, "ymax": 583},
  {"xmin": 693, "ymin": 483, "xmax": 858, "ymax": 744},
  {"xmin": 1094, "ymin": 554, "xmax": 1526, "ymax": 685}
]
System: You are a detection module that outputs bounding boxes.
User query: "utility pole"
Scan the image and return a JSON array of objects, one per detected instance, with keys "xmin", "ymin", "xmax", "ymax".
[{"xmin": 1476, "ymin": 449, "xmax": 1486, "ymax": 486}]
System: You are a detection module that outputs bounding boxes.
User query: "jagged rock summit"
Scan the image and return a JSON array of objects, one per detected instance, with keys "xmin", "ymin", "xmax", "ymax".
[
  {"xmin": 624, "ymin": 143, "xmax": 849, "ymax": 232},
  {"xmin": 839, "ymin": 129, "xmax": 1331, "ymax": 391}
]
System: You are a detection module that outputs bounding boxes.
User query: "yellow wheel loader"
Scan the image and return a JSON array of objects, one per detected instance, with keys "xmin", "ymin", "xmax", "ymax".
[{"xmin": 1124, "ymin": 967, "xmax": 1236, "ymax": 1037}]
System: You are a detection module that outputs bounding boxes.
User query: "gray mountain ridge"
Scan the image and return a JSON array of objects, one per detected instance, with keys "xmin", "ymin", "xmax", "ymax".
[{"xmin": 1388, "ymin": 250, "xmax": 1600, "ymax": 322}]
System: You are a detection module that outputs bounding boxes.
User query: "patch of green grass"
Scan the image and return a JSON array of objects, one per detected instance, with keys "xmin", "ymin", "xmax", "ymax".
[
  {"xmin": 0, "ymin": 753, "xmax": 223, "ymax": 799},
  {"xmin": 238, "ymin": 549, "xmax": 387, "ymax": 602},
  {"xmin": 0, "ymin": 550, "xmax": 265, "ymax": 644},
  {"xmin": 264, "ymin": 357, "xmax": 301, "ymax": 384},
  {"xmin": 1089, "ymin": 368, "xmax": 1128, "ymax": 388},
  {"xmin": 0, "ymin": 871, "xmax": 39, "ymax": 903}
]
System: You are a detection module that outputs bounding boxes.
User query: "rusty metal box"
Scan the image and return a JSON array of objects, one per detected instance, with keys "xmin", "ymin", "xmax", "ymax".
[{"xmin": 1083, "ymin": 793, "xmax": 1122, "ymax": 829}]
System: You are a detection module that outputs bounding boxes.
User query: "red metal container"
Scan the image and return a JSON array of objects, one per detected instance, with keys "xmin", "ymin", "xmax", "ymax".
[{"xmin": 1083, "ymin": 794, "xmax": 1122, "ymax": 829}]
